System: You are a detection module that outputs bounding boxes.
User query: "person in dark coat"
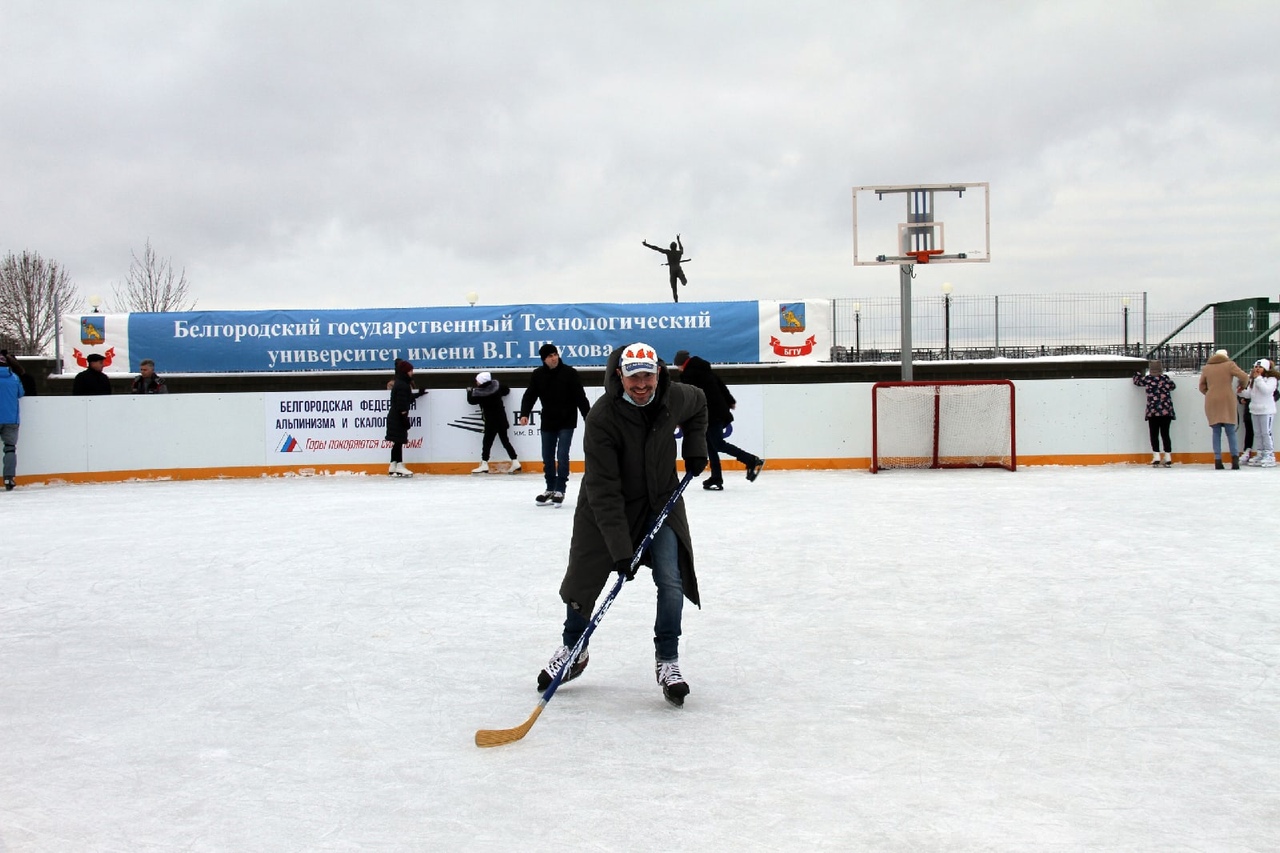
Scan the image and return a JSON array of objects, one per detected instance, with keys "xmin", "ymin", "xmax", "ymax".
[
  {"xmin": 537, "ymin": 341, "xmax": 708, "ymax": 707},
  {"xmin": 72, "ymin": 353, "xmax": 112, "ymax": 395},
  {"xmin": 672, "ymin": 350, "xmax": 764, "ymax": 490},
  {"xmin": 385, "ymin": 359, "xmax": 426, "ymax": 477},
  {"xmin": 467, "ymin": 371, "xmax": 520, "ymax": 474},
  {"xmin": 518, "ymin": 343, "xmax": 591, "ymax": 505}
]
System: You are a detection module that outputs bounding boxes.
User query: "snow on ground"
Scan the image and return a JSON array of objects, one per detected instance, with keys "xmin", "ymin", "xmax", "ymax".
[{"xmin": 1, "ymin": 466, "xmax": 1276, "ymax": 852}]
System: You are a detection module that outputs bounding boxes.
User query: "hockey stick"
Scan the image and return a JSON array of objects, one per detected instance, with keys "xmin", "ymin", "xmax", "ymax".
[{"xmin": 475, "ymin": 470, "xmax": 697, "ymax": 748}]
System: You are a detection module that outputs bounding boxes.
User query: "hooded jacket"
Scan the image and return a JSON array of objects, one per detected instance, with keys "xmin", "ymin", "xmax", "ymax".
[
  {"xmin": 0, "ymin": 366, "xmax": 23, "ymax": 423},
  {"xmin": 677, "ymin": 355, "xmax": 736, "ymax": 425},
  {"xmin": 1243, "ymin": 363, "xmax": 1279, "ymax": 416},
  {"xmin": 385, "ymin": 373, "xmax": 420, "ymax": 444},
  {"xmin": 467, "ymin": 379, "xmax": 511, "ymax": 428},
  {"xmin": 559, "ymin": 347, "xmax": 708, "ymax": 615},
  {"xmin": 1198, "ymin": 352, "xmax": 1249, "ymax": 426}
]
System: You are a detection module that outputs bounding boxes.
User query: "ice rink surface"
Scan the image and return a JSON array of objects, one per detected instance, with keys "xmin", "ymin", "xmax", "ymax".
[{"xmin": 2, "ymin": 466, "xmax": 1276, "ymax": 852}]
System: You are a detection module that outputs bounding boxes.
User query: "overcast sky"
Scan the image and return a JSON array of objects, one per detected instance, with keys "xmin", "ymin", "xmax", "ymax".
[{"xmin": 2, "ymin": 1, "xmax": 1277, "ymax": 314}]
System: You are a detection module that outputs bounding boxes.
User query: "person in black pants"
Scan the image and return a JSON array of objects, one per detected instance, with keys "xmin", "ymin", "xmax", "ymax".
[
  {"xmin": 468, "ymin": 371, "xmax": 520, "ymax": 474},
  {"xmin": 671, "ymin": 350, "xmax": 764, "ymax": 489},
  {"xmin": 642, "ymin": 234, "xmax": 687, "ymax": 302},
  {"xmin": 1133, "ymin": 359, "xmax": 1176, "ymax": 467}
]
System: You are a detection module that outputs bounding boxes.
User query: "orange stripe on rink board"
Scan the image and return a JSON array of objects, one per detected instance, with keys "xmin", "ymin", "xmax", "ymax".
[{"xmin": 9, "ymin": 454, "xmax": 1221, "ymax": 486}]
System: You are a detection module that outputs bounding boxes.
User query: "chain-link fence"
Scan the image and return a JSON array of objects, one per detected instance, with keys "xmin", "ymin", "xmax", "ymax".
[{"xmin": 830, "ymin": 293, "xmax": 1278, "ymax": 370}]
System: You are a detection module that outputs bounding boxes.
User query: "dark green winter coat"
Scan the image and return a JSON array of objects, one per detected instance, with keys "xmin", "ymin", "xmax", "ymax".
[{"xmin": 559, "ymin": 346, "xmax": 709, "ymax": 614}]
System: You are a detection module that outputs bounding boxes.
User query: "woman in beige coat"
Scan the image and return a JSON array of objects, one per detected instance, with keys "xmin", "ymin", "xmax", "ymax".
[{"xmin": 1198, "ymin": 349, "xmax": 1250, "ymax": 469}]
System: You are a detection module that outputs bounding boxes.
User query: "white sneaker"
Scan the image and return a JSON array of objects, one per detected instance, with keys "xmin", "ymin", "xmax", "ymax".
[
  {"xmin": 508, "ymin": 459, "xmax": 521, "ymax": 474},
  {"xmin": 471, "ymin": 461, "xmax": 489, "ymax": 474},
  {"xmin": 1262, "ymin": 454, "xmax": 1277, "ymax": 468},
  {"xmin": 1240, "ymin": 450, "xmax": 1252, "ymax": 464}
]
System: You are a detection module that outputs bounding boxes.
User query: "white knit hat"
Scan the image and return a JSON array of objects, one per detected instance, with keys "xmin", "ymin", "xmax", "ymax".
[{"xmin": 476, "ymin": 371, "xmax": 492, "ymax": 384}]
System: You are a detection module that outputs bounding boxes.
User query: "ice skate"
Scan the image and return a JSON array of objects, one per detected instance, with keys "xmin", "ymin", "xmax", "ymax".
[
  {"xmin": 702, "ymin": 478, "xmax": 724, "ymax": 491},
  {"xmin": 551, "ymin": 491, "xmax": 565, "ymax": 506},
  {"xmin": 1150, "ymin": 452, "xmax": 1160, "ymax": 467},
  {"xmin": 3, "ymin": 478, "xmax": 13, "ymax": 491},
  {"xmin": 508, "ymin": 459, "xmax": 521, "ymax": 474},
  {"xmin": 395, "ymin": 462, "xmax": 414, "ymax": 477},
  {"xmin": 745, "ymin": 457, "xmax": 765, "ymax": 482},
  {"xmin": 656, "ymin": 659, "xmax": 690, "ymax": 707},
  {"xmin": 535, "ymin": 490, "xmax": 554, "ymax": 505},
  {"xmin": 471, "ymin": 461, "xmax": 489, "ymax": 474},
  {"xmin": 537, "ymin": 645, "xmax": 588, "ymax": 691}
]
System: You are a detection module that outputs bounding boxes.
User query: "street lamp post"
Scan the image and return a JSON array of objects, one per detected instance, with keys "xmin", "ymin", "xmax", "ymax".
[
  {"xmin": 853, "ymin": 302, "xmax": 861, "ymax": 361},
  {"xmin": 466, "ymin": 291, "xmax": 479, "ymax": 307},
  {"xmin": 1122, "ymin": 297, "xmax": 1130, "ymax": 356},
  {"xmin": 942, "ymin": 282, "xmax": 953, "ymax": 360},
  {"xmin": 89, "ymin": 295, "xmax": 102, "ymax": 314}
]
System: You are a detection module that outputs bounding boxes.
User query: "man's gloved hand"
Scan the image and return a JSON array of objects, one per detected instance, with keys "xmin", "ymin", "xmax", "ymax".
[
  {"xmin": 615, "ymin": 557, "xmax": 637, "ymax": 581},
  {"xmin": 684, "ymin": 456, "xmax": 707, "ymax": 477}
]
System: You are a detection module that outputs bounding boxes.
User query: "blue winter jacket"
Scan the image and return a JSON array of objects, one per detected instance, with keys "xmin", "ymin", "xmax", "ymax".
[{"xmin": 0, "ymin": 367, "xmax": 23, "ymax": 423}]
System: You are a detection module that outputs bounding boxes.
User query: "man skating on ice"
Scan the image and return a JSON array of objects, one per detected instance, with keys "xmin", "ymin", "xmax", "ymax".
[
  {"xmin": 518, "ymin": 343, "xmax": 592, "ymax": 506},
  {"xmin": 672, "ymin": 350, "xmax": 765, "ymax": 489},
  {"xmin": 642, "ymin": 234, "xmax": 687, "ymax": 302},
  {"xmin": 537, "ymin": 342, "xmax": 708, "ymax": 706}
]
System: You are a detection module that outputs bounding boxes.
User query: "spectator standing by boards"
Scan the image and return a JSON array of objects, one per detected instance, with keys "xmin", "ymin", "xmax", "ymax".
[
  {"xmin": 72, "ymin": 353, "xmax": 112, "ymax": 396},
  {"xmin": 468, "ymin": 371, "xmax": 521, "ymax": 474},
  {"xmin": 0, "ymin": 351, "xmax": 23, "ymax": 491},
  {"xmin": 1241, "ymin": 358, "xmax": 1278, "ymax": 467},
  {"xmin": 130, "ymin": 359, "xmax": 169, "ymax": 394},
  {"xmin": 1133, "ymin": 359, "xmax": 1176, "ymax": 467},
  {"xmin": 1198, "ymin": 349, "xmax": 1249, "ymax": 470},
  {"xmin": 385, "ymin": 359, "xmax": 427, "ymax": 477}
]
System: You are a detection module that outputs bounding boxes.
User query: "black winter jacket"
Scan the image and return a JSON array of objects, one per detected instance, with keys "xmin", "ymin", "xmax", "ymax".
[
  {"xmin": 467, "ymin": 380, "xmax": 511, "ymax": 427},
  {"xmin": 518, "ymin": 362, "xmax": 591, "ymax": 431},
  {"xmin": 677, "ymin": 355, "xmax": 735, "ymax": 425}
]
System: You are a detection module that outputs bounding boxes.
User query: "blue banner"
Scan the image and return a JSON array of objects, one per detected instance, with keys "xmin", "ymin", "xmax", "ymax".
[{"xmin": 123, "ymin": 302, "xmax": 763, "ymax": 373}]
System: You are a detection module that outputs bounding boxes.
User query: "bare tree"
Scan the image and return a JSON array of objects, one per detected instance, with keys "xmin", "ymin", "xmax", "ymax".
[
  {"xmin": 111, "ymin": 239, "xmax": 196, "ymax": 312},
  {"xmin": 0, "ymin": 250, "xmax": 80, "ymax": 355}
]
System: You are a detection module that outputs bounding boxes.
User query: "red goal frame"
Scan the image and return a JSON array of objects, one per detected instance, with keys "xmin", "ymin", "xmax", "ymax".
[{"xmin": 870, "ymin": 379, "xmax": 1016, "ymax": 473}]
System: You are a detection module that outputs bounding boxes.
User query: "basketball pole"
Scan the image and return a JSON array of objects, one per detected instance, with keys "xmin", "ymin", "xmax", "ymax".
[{"xmin": 899, "ymin": 263, "xmax": 914, "ymax": 381}]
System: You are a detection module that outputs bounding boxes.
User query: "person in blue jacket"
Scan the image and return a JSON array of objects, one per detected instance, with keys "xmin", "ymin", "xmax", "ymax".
[{"xmin": 0, "ymin": 351, "xmax": 25, "ymax": 491}]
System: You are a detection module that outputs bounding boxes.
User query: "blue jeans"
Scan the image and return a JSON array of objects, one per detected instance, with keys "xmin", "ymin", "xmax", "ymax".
[
  {"xmin": 1211, "ymin": 423, "xmax": 1239, "ymax": 459},
  {"xmin": 707, "ymin": 421, "xmax": 756, "ymax": 483},
  {"xmin": 541, "ymin": 427, "xmax": 574, "ymax": 492},
  {"xmin": 561, "ymin": 520, "xmax": 684, "ymax": 662}
]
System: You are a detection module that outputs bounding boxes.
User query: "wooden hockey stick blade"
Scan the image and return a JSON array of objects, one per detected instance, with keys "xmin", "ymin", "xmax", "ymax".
[{"xmin": 475, "ymin": 701, "xmax": 546, "ymax": 748}]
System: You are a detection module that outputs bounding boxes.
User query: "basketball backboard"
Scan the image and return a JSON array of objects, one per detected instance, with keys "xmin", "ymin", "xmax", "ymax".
[{"xmin": 852, "ymin": 182, "xmax": 990, "ymax": 265}]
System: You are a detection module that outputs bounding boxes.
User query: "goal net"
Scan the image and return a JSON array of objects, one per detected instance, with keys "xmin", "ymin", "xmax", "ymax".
[{"xmin": 871, "ymin": 380, "xmax": 1016, "ymax": 472}]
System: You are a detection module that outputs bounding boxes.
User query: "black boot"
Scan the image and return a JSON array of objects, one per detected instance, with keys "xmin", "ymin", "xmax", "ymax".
[
  {"xmin": 1215, "ymin": 459, "xmax": 1225, "ymax": 470},
  {"xmin": 1231, "ymin": 455, "xmax": 1240, "ymax": 470}
]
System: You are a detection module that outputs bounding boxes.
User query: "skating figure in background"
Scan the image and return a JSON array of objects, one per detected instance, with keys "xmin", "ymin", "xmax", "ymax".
[
  {"xmin": 468, "ymin": 371, "xmax": 520, "ymax": 474},
  {"xmin": 642, "ymin": 234, "xmax": 688, "ymax": 303}
]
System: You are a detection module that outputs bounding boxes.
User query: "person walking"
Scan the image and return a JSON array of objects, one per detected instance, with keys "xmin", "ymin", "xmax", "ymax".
[
  {"xmin": 642, "ymin": 234, "xmax": 688, "ymax": 302},
  {"xmin": 518, "ymin": 343, "xmax": 591, "ymax": 506},
  {"xmin": 537, "ymin": 342, "xmax": 708, "ymax": 707},
  {"xmin": 1198, "ymin": 349, "xmax": 1249, "ymax": 469},
  {"xmin": 0, "ymin": 353, "xmax": 24, "ymax": 491},
  {"xmin": 1133, "ymin": 359, "xmax": 1176, "ymax": 467},
  {"xmin": 468, "ymin": 371, "xmax": 520, "ymax": 474},
  {"xmin": 385, "ymin": 359, "xmax": 427, "ymax": 477},
  {"xmin": 1241, "ymin": 358, "xmax": 1278, "ymax": 467},
  {"xmin": 672, "ymin": 350, "xmax": 764, "ymax": 489}
]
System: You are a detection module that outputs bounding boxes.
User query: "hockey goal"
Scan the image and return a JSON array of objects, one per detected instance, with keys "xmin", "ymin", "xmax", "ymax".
[{"xmin": 871, "ymin": 380, "xmax": 1016, "ymax": 472}]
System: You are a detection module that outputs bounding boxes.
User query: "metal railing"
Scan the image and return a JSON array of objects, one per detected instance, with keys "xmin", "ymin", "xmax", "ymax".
[{"xmin": 830, "ymin": 293, "xmax": 1277, "ymax": 369}]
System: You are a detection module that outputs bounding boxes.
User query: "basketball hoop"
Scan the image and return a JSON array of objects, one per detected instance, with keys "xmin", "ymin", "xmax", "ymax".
[{"xmin": 908, "ymin": 249, "xmax": 943, "ymax": 264}]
